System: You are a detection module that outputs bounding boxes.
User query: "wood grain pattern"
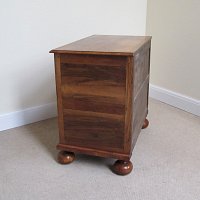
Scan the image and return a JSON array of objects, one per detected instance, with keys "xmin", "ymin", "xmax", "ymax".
[
  {"xmin": 50, "ymin": 35, "xmax": 152, "ymax": 56},
  {"xmin": 50, "ymin": 35, "xmax": 152, "ymax": 168},
  {"xmin": 63, "ymin": 109, "xmax": 124, "ymax": 151},
  {"xmin": 59, "ymin": 54, "xmax": 127, "ymax": 152},
  {"xmin": 132, "ymin": 77, "xmax": 149, "ymax": 149},
  {"xmin": 61, "ymin": 63, "xmax": 125, "ymax": 86},
  {"xmin": 61, "ymin": 62, "xmax": 125, "ymax": 115},
  {"xmin": 60, "ymin": 54, "xmax": 127, "ymax": 66},
  {"xmin": 129, "ymin": 42, "xmax": 151, "ymax": 151},
  {"xmin": 133, "ymin": 45, "xmax": 151, "ymax": 99},
  {"xmin": 62, "ymin": 95, "xmax": 124, "ymax": 115}
]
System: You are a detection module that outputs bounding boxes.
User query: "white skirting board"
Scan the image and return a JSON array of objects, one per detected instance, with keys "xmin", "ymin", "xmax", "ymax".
[
  {"xmin": 0, "ymin": 86, "xmax": 199, "ymax": 132},
  {"xmin": 149, "ymin": 84, "xmax": 200, "ymax": 117},
  {"xmin": 0, "ymin": 102, "xmax": 57, "ymax": 132}
]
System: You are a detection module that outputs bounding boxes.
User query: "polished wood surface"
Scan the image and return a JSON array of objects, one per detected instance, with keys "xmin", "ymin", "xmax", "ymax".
[
  {"xmin": 63, "ymin": 109, "xmax": 124, "ymax": 150},
  {"xmin": 61, "ymin": 62, "xmax": 125, "ymax": 115},
  {"xmin": 50, "ymin": 35, "xmax": 151, "ymax": 175},
  {"xmin": 57, "ymin": 151, "xmax": 75, "ymax": 164},
  {"xmin": 113, "ymin": 160, "xmax": 133, "ymax": 175},
  {"xmin": 50, "ymin": 35, "xmax": 151, "ymax": 56},
  {"xmin": 60, "ymin": 54, "xmax": 127, "ymax": 153}
]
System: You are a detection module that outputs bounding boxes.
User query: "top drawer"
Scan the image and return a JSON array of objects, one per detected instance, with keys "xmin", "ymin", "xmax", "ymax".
[{"xmin": 60, "ymin": 54, "xmax": 127, "ymax": 115}]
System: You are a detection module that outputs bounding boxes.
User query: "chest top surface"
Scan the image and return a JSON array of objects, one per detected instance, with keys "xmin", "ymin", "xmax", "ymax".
[{"xmin": 50, "ymin": 35, "xmax": 151, "ymax": 56}]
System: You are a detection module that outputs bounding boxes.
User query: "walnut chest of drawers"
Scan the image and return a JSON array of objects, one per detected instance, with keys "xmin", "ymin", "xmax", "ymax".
[{"xmin": 50, "ymin": 35, "xmax": 151, "ymax": 175}]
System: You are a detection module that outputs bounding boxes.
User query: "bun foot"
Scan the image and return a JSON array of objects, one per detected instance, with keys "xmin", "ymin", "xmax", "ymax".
[
  {"xmin": 142, "ymin": 118, "xmax": 149, "ymax": 129},
  {"xmin": 112, "ymin": 160, "xmax": 133, "ymax": 175},
  {"xmin": 57, "ymin": 151, "xmax": 75, "ymax": 164}
]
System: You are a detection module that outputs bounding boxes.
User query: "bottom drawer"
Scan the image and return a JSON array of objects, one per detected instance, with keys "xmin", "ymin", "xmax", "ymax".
[{"xmin": 63, "ymin": 109, "xmax": 125, "ymax": 151}]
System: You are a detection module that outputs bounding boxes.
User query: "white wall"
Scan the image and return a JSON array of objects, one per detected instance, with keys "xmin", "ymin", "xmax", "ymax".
[
  {"xmin": 146, "ymin": 0, "xmax": 200, "ymax": 100},
  {"xmin": 0, "ymin": 0, "xmax": 147, "ymax": 116}
]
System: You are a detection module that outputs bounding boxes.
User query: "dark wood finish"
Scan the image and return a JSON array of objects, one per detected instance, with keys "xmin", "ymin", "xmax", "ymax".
[
  {"xmin": 63, "ymin": 109, "xmax": 124, "ymax": 150},
  {"xmin": 113, "ymin": 160, "xmax": 133, "ymax": 175},
  {"xmin": 50, "ymin": 35, "xmax": 151, "ymax": 175},
  {"xmin": 61, "ymin": 62, "xmax": 126, "ymax": 115},
  {"xmin": 142, "ymin": 118, "xmax": 149, "ymax": 129},
  {"xmin": 57, "ymin": 144, "xmax": 130, "ymax": 160},
  {"xmin": 57, "ymin": 151, "xmax": 75, "ymax": 164}
]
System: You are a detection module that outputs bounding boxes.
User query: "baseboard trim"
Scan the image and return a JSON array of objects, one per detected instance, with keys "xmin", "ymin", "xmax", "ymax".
[
  {"xmin": 149, "ymin": 84, "xmax": 200, "ymax": 117},
  {"xmin": 0, "ymin": 102, "xmax": 57, "ymax": 132}
]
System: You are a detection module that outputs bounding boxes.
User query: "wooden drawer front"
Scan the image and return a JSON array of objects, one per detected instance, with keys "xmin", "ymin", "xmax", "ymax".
[
  {"xmin": 60, "ymin": 63, "xmax": 126, "ymax": 115},
  {"xmin": 63, "ymin": 109, "xmax": 124, "ymax": 150},
  {"xmin": 133, "ymin": 47, "xmax": 150, "ymax": 99}
]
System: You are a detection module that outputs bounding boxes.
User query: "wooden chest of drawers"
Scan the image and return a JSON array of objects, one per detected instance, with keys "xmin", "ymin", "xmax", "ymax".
[{"xmin": 50, "ymin": 35, "xmax": 151, "ymax": 175}]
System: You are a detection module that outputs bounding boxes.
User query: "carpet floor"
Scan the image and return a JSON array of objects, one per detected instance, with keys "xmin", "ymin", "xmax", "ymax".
[{"xmin": 0, "ymin": 99, "xmax": 200, "ymax": 200}]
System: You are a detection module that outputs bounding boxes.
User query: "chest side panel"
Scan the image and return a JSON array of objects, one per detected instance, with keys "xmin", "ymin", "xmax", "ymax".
[
  {"xmin": 132, "ymin": 41, "xmax": 151, "ymax": 149},
  {"xmin": 60, "ymin": 54, "xmax": 127, "ymax": 152}
]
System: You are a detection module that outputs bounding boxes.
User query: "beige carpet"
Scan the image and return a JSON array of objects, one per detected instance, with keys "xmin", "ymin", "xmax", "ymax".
[{"xmin": 0, "ymin": 99, "xmax": 200, "ymax": 200}]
